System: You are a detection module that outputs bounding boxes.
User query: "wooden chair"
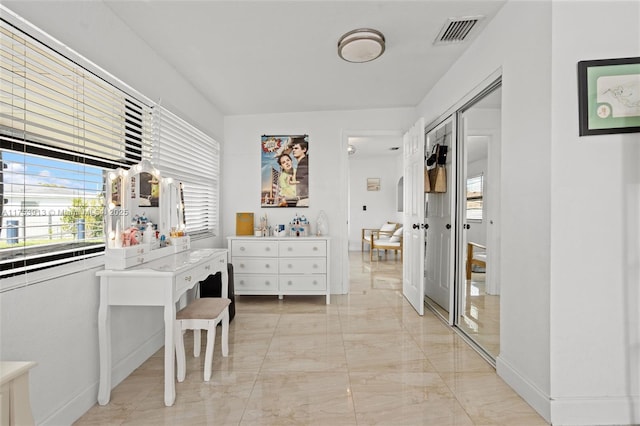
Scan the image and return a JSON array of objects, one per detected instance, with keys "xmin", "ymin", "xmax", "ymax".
[
  {"xmin": 466, "ymin": 242, "xmax": 486, "ymax": 280},
  {"xmin": 370, "ymin": 231, "xmax": 403, "ymax": 262},
  {"xmin": 362, "ymin": 222, "xmax": 399, "ymax": 251},
  {"xmin": 174, "ymin": 298, "xmax": 231, "ymax": 382}
]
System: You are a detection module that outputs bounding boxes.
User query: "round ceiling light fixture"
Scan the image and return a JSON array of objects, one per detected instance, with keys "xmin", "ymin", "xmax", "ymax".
[{"xmin": 338, "ymin": 28, "xmax": 385, "ymax": 63}]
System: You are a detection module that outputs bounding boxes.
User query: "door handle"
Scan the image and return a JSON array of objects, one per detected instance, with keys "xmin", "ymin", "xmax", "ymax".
[
  {"xmin": 446, "ymin": 224, "xmax": 451, "ymax": 229},
  {"xmin": 422, "ymin": 224, "xmax": 429, "ymax": 229},
  {"xmin": 464, "ymin": 224, "xmax": 470, "ymax": 229},
  {"xmin": 412, "ymin": 223, "xmax": 420, "ymax": 229}
]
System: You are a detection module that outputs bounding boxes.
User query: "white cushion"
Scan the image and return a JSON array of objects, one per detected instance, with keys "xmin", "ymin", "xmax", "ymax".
[
  {"xmin": 380, "ymin": 223, "xmax": 397, "ymax": 232},
  {"xmin": 389, "ymin": 227, "xmax": 403, "ymax": 242},
  {"xmin": 473, "ymin": 253, "xmax": 487, "ymax": 261},
  {"xmin": 374, "ymin": 240, "xmax": 401, "ymax": 248}
]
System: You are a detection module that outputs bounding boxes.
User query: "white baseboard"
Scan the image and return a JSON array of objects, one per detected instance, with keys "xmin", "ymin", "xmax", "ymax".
[
  {"xmin": 550, "ymin": 395, "xmax": 640, "ymax": 425},
  {"xmin": 496, "ymin": 355, "xmax": 551, "ymax": 423},
  {"xmin": 497, "ymin": 355, "xmax": 640, "ymax": 425},
  {"xmin": 41, "ymin": 330, "xmax": 164, "ymax": 425}
]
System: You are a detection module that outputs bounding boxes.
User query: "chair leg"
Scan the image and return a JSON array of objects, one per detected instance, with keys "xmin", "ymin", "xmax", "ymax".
[
  {"xmin": 175, "ymin": 323, "xmax": 187, "ymax": 383},
  {"xmin": 221, "ymin": 309, "xmax": 229, "ymax": 357},
  {"xmin": 193, "ymin": 328, "xmax": 201, "ymax": 357},
  {"xmin": 203, "ymin": 321, "xmax": 217, "ymax": 382}
]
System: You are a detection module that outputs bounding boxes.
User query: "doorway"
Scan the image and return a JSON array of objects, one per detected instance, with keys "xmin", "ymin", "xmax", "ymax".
[{"xmin": 343, "ymin": 131, "xmax": 404, "ymax": 294}]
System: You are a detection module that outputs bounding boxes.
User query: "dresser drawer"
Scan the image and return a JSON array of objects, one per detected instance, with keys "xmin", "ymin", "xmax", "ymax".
[
  {"xmin": 174, "ymin": 261, "xmax": 214, "ymax": 295},
  {"xmin": 279, "ymin": 275, "xmax": 326, "ymax": 291},
  {"xmin": 278, "ymin": 240, "xmax": 326, "ymax": 257},
  {"xmin": 279, "ymin": 258, "xmax": 326, "ymax": 274},
  {"xmin": 233, "ymin": 257, "xmax": 278, "ymax": 274},
  {"xmin": 235, "ymin": 274, "xmax": 278, "ymax": 292},
  {"xmin": 231, "ymin": 240, "xmax": 277, "ymax": 257}
]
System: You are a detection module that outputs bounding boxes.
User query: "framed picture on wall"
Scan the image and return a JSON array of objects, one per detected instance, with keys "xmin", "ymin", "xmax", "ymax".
[
  {"xmin": 578, "ymin": 56, "xmax": 640, "ymax": 136},
  {"xmin": 261, "ymin": 134, "xmax": 309, "ymax": 207},
  {"xmin": 367, "ymin": 178, "xmax": 380, "ymax": 191}
]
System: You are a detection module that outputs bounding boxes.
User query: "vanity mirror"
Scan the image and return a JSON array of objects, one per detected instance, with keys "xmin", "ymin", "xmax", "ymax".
[
  {"xmin": 159, "ymin": 178, "xmax": 186, "ymax": 238},
  {"xmin": 125, "ymin": 159, "xmax": 161, "ymax": 229},
  {"xmin": 104, "ymin": 160, "xmax": 190, "ymax": 268},
  {"xmin": 105, "ymin": 168, "xmax": 126, "ymax": 247}
]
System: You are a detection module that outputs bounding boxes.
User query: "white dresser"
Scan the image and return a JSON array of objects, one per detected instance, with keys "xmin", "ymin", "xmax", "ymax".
[{"xmin": 228, "ymin": 236, "xmax": 330, "ymax": 304}]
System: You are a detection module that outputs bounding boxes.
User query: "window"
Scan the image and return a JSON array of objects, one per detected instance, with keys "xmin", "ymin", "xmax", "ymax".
[
  {"xmin": 0, "ymin": 15, "xmax": 219, "ymax": 281},
  {"xmin": 466, "ymin": 174, "xmax": 483, "ymax": 221},
  {"xmin": 152, "ymin": 107, "xmax": 219, "ymax": 237},
  {"xmin": 0, "ymin": 18, "xmax": 152, "ymax": 278}
]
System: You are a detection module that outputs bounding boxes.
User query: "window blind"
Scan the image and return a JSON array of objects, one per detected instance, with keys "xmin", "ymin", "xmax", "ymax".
[
  {"xmin": 0, "ymin": 18, "xmax": 153, "ymax": 278},
  {"xmin": 152, "ymin": 106, "xmax": 219, "ymax": 237},
  {"xmin": 0, "ymin": 20, "xmax": 153, "ymax": 168}
]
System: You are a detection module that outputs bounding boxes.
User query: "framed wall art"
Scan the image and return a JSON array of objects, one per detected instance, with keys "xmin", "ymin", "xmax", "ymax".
[
  {"xmin": 261, "ymin": 134, "xmax": 309, "ymax": 208},
  {"xmin": 367, "ymin": 178, "xmax": 380, "ymax": 191},
  {"xmin": 578, "ymin": 57, "xmax": 640, "ymax": 136}
]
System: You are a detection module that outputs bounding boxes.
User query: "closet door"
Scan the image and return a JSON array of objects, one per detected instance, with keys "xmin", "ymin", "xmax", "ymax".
[{"xmin": 424, "ymin": 118, "xmax": 455, "ymax": 315}]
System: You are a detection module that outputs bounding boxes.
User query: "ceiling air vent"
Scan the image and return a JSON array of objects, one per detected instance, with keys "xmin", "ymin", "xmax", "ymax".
[{"xmin": 434, "ymin": 16, "xmax": 484, "ymax": 45}]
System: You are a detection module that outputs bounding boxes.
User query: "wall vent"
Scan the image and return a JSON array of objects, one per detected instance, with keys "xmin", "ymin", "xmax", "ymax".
[{"xmin": 434, "ymin": 16, "xmax": 484, "ymax": 45}]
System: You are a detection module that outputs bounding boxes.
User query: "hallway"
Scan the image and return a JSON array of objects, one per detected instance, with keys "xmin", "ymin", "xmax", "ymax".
[{"xmin": 75, "ymin": 252, "xmax": 546, "ymax": 425}]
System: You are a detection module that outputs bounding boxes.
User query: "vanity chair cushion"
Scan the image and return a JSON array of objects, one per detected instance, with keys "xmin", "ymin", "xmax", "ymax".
[{"xmin": 174, "ymin": 298, "xmax": 231, "ymax": 382}]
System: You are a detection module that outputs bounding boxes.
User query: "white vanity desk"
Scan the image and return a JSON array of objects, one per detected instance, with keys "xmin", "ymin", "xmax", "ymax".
[{"xmin": 97, "ymin": 248, "xmax": 228, "ymax": 407}]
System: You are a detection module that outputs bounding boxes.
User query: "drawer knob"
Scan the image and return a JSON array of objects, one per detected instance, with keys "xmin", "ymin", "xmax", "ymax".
[
  {"xmin": 265, "ymin": 281, "xmax": 271, "ymax": 286},
  {"xmin": 240, "ymin": 264, "xmax": 245, "ymax": 268},
  {"xmin": 288, "ymin": 264, "xmax": 293, "ymax": 269},
  {"xmin": 137, "ymin": 257, "xmax": 144, "ymax": 263},
  {"xmin": 240, "ymin": 246, "xmax": 246, "ymax": 251},
  {"xmin": 205, "ymin": 265, "xmax": 211, "ymax": 270},
  {"xmin": 313, "ymin": 246, "xmax": 318, "ymax": 251},
  {"xmin": 287, "ymin": 247, "xmax": 292, "ymax": 251},
  {"xmin": 239, "ymin": 280, "xmax": 245, "ymax": 285},
  {"xmin": 313, "ymin": 280, "xmax": 318, "ymax": 285},
  {"xmin": 288, "ymin": 281, "xmax": 293, "ymax": 286},
  {"xmin": 266, "ymin": 247, "xmax": 271, "ymax": 251},
  {"xmin": 185, "ymin": 276, "xmax": 192, "ymax": 282},
  {"xmin": 313, "ymin": 264, "xmax": 318, "ymax": 269},
  {"xmin": 265, "ymin": 264, "xmax": 270, "ymax": 268}
]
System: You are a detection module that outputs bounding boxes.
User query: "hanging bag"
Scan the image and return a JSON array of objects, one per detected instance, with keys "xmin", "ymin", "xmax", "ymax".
[
  {"xmin": 426, "ymin": 144, "xmax": 447, "ymax": 193},
  {"xmin": 424, "ymin": 167, "xmax": 431, "ymax": 192},
  {"xmin": 428, "ymin": 165, "xmax": 447, "ymax": 193}
]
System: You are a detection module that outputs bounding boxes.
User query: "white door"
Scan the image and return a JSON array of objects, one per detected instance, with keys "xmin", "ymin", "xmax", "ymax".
[
  {"xmin": 424, "ymin": 118, "xmax": 455, "ymax": 314},
  {"xmin": 402, "ymin": 117, "xmax": 425, "ymax": 315}
]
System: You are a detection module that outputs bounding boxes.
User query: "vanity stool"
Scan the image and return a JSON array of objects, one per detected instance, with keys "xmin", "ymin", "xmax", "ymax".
[{"xmin": 174, "ymin": 298, "xmax": 231, "ymax": 382}]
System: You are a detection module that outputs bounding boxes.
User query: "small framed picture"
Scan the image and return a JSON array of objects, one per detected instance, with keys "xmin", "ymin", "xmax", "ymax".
[
  {"xmin": 577, "ymin": 57, "xmax": 640, "ymax": 136},
  {"xmin": 367, "ymin": 178, "xmax": 380, "ymax": 191}
]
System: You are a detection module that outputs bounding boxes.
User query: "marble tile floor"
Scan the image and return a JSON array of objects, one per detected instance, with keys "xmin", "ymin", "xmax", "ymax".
[
  {"xmin": 457, "ymin": 273, "xmax": 501, "ymax": 358},
  {"xmin": 75, "ymin": 252, "xmax": 547, "ymax": 425}
]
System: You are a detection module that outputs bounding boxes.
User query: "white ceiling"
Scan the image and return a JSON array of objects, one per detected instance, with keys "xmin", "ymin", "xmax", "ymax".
[{"xmin": 103, "ymin": 0, "xmax": 507, "ymax": 117}]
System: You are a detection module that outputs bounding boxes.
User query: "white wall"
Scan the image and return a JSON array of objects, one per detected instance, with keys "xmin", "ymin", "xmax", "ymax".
[
  {"xmin": 223, "ymin": 109, "xmax": 414, "ymax": 294},
  {"xmin": 0, "ymin": 4, "xmax": 226, "ymax": 424},
  {"xmin": 348, "ymin": 155, "xmax": 403, "ymax": 251},
  {"xmin": 416, "ymin": 0, "xmax": 553, "ymax": 421},
  {"xmin": 417, "ymin": 1, "xmax": 640, "ymax": 424},
  {"xmin": 549, "ymin": 1, "xmax": 640, "ymax": 424}
]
